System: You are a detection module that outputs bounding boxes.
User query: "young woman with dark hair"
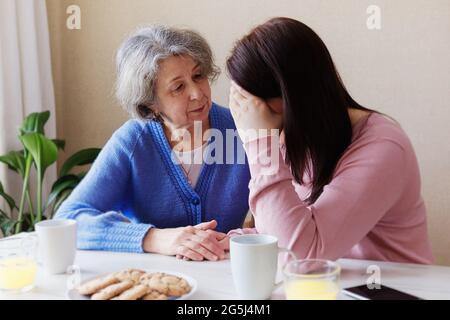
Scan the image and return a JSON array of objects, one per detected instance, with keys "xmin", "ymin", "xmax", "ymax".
[{"xmin": 226, "ymin": 17, "xmax": 433, "ymax": 264}]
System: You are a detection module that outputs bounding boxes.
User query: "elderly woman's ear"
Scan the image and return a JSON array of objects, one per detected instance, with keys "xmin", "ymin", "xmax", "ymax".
[{"xmin": 137, "ymin": 104, "xmax": 163, "ymax": 122}]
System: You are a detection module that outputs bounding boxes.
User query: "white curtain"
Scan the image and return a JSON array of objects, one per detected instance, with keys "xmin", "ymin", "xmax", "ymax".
[{"xmin": 0, "ymin": 0, "xmax": 56, "ymax": 214}]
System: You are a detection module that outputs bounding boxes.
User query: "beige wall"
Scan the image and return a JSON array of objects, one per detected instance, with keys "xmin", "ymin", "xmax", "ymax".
[{"xmin": 46, "ymin": 0, "xmax": 450, "ymax": 265}]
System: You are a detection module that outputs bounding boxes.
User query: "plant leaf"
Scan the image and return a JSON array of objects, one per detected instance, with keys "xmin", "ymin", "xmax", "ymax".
[
  {"xmin": 59, "ymin": 148, "xmax": 101, "ymax": 177},
  {"xmin": 19, "ymin": 133, "xmax": 58, "ymax": 179},
  {"xmin": 0, "ymin": 208, "xmax": 9, "ymax": 218},
  {"xmin": 22, "ymin": 213, "xmax": 40, "ymax": 232},
  {"xmin": 0, "ymin": 150, "xmax": 26, "ymax": 176},
  {"xmin": 51, "ymin": 189, "xmax": 73, "ymax": 217},
  {"xmin": 52, "ymin": 139, "xmax": 66, "ymax": 151},
  {"xmin": 0, "ymin": 215, "xmax": 17, "ymax": 236},
  {"xmin": 0, "ymin": 182, "xmax": 17, "ymax": 211},
  {"xmin": 47, "ymin": 189, "xmax": 72, "ymax": 219},
  {"xmin": 46, "ymin": 174, "xmax": 80, "ymax": 209},
  {"xmin": 19, "ymin": 111, "xmax": 50, "ymax": 136},
  {"xmin": 78, "ymin": 172, "xmax": 87, "ymax": 180}
]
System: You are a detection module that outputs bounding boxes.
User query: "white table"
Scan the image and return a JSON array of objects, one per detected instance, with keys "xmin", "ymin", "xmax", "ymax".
[{"xmin": 1, "ymin": 250, "xmax": 450, "ymax": 300}]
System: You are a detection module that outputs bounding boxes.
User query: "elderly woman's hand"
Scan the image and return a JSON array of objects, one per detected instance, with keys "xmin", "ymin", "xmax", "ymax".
[
  {"xmin": 229, "ymin": 82, "xmax": 283, "ymax": 139},
  {"xmin": 176, "ymin": 221, "xmax": 230, "ymax": 261},
  {"xmin": 143, "ymin": 220, "xmax": 228, "ymax": 261}
]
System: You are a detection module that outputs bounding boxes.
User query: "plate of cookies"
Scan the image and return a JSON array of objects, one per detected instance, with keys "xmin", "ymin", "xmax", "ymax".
[{"xmin": 67, "ymin": 269, "xmax": 197, "ymax": 300}]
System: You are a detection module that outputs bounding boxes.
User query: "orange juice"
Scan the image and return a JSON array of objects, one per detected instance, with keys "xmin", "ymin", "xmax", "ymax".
[
  {"xmin": 285, "ymin": 279, "xmax": 339, "ymax": 300},
  {"xmin": 0, "ymin": 257, "xmax": 37, "ymax": 291}
]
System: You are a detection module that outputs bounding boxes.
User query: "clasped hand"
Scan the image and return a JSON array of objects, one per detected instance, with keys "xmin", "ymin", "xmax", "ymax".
[{"xmin": 143, "ymin": 220, "xmax": 229, "ymax": 261}]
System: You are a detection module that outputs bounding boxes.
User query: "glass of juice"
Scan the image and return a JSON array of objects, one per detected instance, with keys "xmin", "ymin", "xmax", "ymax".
[
  {"xmin": 0, "ymin": 236, "xmax": 38, "ymax": 294},
  {"xmin": 283, "ymin": 259, "xmax": 340, "ymax": 300}
]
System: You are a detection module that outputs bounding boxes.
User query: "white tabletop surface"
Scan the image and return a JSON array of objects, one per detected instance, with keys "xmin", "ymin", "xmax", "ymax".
[{"xmin": 1, "ymin": 249, "xmax": 450, "ymax": 300}]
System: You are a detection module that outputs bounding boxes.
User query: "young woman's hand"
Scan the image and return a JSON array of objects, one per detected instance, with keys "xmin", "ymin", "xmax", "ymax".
[
  {"xmin": 229, "ymin": 82, "xmax": 283, "ymax": 134},
  {"xmin": 142, "ymin": 220, "xmax": 228, "ymax": 261}
]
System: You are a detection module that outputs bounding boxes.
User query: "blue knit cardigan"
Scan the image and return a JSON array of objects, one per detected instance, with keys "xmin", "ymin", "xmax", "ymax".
[{"xmin": 55, "ymin": 103, "xmax": 250, "ymax": 252}]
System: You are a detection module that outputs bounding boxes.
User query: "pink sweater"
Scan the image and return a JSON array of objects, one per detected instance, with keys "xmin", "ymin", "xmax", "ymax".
[{"xmin": 231, "ymin": 113, "xmax": 434, "ymax": 264}]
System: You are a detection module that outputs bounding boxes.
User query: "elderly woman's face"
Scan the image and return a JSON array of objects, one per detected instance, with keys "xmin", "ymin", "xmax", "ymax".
[{"xmin": 154, "ymin": 55, "xmax": 211, "ymax": 128}]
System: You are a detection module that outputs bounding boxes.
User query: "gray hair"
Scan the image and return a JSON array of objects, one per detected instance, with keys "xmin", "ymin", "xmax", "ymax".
[{"xmin": 115, "ymin": 25, "xmax": 220, "ymax": 121}]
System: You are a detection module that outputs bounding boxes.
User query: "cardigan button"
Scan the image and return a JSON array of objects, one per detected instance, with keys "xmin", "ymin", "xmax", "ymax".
[{"xmin": 191, "ymin": 197, "xmax": 200, "ymax": 205}]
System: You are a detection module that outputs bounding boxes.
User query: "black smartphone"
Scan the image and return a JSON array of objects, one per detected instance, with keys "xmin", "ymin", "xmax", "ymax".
[{"xmin": 342, "ymin": 284, "xmax": 423, "ymax": 300}]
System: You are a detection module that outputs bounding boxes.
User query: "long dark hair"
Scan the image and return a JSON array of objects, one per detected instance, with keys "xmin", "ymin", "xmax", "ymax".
[{"xmin": 226, "ymin": 17, "xmax": 374, "ymax": 204}]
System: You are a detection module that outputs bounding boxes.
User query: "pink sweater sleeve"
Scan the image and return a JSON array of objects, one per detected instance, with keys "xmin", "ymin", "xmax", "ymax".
[
  {"xmin": 227, "ymin": 227, "xmax": 258, "ymax": 237},
  {"xmin": 244, "ymin": 135, "xmax": 406, "ymax": 261}
]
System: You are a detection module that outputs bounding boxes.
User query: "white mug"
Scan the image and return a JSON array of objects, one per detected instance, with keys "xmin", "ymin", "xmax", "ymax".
[
  {"xmin": 230, "ymin": 234, "xmax": 296, "ymax": 300},
  {"xmin": 35, "ymin": 219, "xmax": 77, "ymax": 274}
]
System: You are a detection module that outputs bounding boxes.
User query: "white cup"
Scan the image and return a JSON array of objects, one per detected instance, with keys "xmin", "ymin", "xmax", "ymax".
[
  {"xmin": 35, "ymin": 219, "xmax": 77, "ymax": 274},
  {"xmin": 230, "ymin": 234, "xmax": 296, "ymax": 300}
]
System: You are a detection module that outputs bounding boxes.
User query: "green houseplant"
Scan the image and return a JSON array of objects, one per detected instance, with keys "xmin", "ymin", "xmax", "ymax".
[{"xmin": 0, "ymin": 111, "xmax": 100, "ymax": 236}]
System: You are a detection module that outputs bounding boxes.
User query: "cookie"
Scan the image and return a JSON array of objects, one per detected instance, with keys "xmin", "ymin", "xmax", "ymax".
[
  {"xmin": 77, "ymin": 274, "xmax": 119, "ymax": 295},
  {"xmin": 114, "ymin": 269, "xmax": 146, "ymax": 283},
  {"xmin": 91, "ymin": 280, "xmax": 134, "ymax": 300},
  {"xmin": 139, "ymin": 272, "xmax": 164, "ymax": 282},
  {"xmin": 78, "ymin": 269, "xmax": 192, "ymax": 300},
  {"xmin": 142, "ymin": 290, "xmax": 168, "ymax": 300},
  {"xmin": 161, "ymin": 275, "xmax": 180, "ymax": 285},
  {"xmin": 116, "ymin": 284, "xmax": 148, "ymax": 300},
  {"xmin": 141, "ymin": 272, "xmax": 191, "ymax": 297}
]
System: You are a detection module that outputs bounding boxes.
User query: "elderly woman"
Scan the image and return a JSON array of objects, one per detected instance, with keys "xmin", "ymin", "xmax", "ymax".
[{"xmin": 55, "ymin": 25, "xmax": 250, "ymax": 261}]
